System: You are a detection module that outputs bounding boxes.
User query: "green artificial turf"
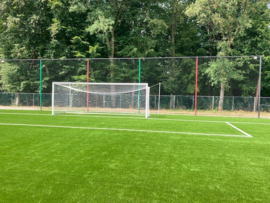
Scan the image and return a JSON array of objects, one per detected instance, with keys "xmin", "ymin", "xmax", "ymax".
[{"xmin": 0, "ymin": 110, "xmax": 270, "ymax": 202}]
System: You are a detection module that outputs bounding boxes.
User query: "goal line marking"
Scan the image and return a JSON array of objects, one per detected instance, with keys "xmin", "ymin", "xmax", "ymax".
[
  {"xmin": 226, "ymin": 122, "xmax": 253, "ymax": 137},
  {"xmin": 0, "ymin": 122, "xmax": 250, "ymax": 138},
  {"xmin": 1, "ymin": 112, "xmax": 270, "ymax": 125}
]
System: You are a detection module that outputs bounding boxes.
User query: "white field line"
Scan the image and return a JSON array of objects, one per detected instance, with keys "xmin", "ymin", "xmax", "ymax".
[
  {"xmin": 0, "ymin": 122, "xmax": 249, "ymax": 138},
  {"xmin": 226, "ymin": 122, "xmax": 253, "ymax": 137},
  {"xmin": 1, "ymin": 112, "xmax": 270, "ymax": 125},
  {"xmin": 0, "ymin": 112, "xmax": 267, "ymax": 125}
]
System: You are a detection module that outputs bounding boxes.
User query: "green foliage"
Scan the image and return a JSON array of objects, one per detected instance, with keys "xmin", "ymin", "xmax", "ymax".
[
  {"xmin": 162, "ymin": 58, "xmax": 196, "ymax": 95},
  {"xmin": 148, "ymin": 19, "xmax": 168, "ymax": 37},
  {"xmin": 86, "ymin": 12, "xmax": 114, "ymax": 35},
  {"xmin": 72, "ymin": 75, "xmax": 87, "ymax": 82},
  {"xmin": 70, "ymin": 36, "xmax": 90, "ymax": 58},
  {"xmin": 0, "ymin": 0, "xmax": 52, "ymax": 59},
  {"xmin": 0, "ymin": 0, "xmax": 270, "ymax": 97},
  {"xmin": 206, "ymin": 58, "xmax": 244, "ymax": 87},
  {"xmin": 0, "ymin": 61, "xmax": 40, "ymax": 92}
]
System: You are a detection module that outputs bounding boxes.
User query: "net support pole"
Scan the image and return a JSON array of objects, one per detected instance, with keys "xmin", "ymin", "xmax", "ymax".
[
  {"xmin": 145, "ymin": 86, "xmax": 150, "ymax": 118},
  {"xmin": 40, "ymin": 60, "xmax": 42, "ymax": 111},
  {"xmin": 69, "ymin": 82, "xmax": 72, "ymax": 111},
  {"xmin": 138, "ymin": 58, "xmax": 141, "ymax": 114},
  {"xmin": 158, "ymin": 82, "xmax": 161, "ymax": 114},
  {"xmin": 195, "ymin": 57, "xmax": 198, "ymax": 116},
  {"xmin": 258, "ymin": 55, "xmax": 262, "ymax": 118},
  {"xmin": 87, "ymin": 60, "xmax": 90, "ymax": 112}
]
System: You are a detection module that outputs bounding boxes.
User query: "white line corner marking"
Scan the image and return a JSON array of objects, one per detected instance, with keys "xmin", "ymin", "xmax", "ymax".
[
  {"xmin": 226, "ymin": 122, "xmax": 253, "ymax": 137},
  {"xmin": 0, "ymin": 122, "xmax": 251, "ymax": 138}
]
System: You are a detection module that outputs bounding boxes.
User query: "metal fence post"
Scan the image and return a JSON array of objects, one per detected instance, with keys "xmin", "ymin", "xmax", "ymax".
[
  {"xmin": 232, "ymin": 96, "xmax": 234, "ymax": 111},
  {"xmin": 158, "ymin": 83, "xmax": 161, "ymax": 114},
  {"xmin": 40, "ymin": 60, "xmax": 42, "ymax": 111},
  {"xmin": 173, "ymin": 95, "xmax": 176, "ymax": 110},
  {"xmin": 119, "ymin": 95, "xmax": 121, "ymax": 108},
  {"xmin": 258, "ymin": 56, "xmax": 262, "ymax": 118}
]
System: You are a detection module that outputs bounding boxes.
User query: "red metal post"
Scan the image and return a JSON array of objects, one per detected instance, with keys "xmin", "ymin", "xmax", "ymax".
[
  {"xmin": 195, "ymin": 57, "xmax": 198, "ymax": 116},
  {"xmin": 87, "ymin": 60, "xmax": 90, "ymax": 112}
]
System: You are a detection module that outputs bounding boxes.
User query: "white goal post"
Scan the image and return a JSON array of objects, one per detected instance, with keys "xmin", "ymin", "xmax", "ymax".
[{"xmin": 52, "ymin": 82, "xmax": 150, "ymax": 118}]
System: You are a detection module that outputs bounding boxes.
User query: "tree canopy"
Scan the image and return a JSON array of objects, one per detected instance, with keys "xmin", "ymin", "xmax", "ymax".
[{"xmin": 0, "ymin": 0, "xmax": 270, "ymax": 104}]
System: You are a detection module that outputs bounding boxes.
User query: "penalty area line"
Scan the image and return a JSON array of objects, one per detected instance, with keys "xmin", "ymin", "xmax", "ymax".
[
  {"xmin": 0, "ymin": 122, "xmax": 249, "ymax": 138},
  {"xmin": 226, "ymin": 122, "xmax": 253, "ymax": 137}
]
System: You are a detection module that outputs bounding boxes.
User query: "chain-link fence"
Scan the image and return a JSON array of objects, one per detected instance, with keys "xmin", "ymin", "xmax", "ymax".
[
  {"xmin": 1, "ymin": 92, "xmax": 269, "ymax": 117},
  {"xmin": 0, "ymin": 56, "xmax": 268, "ymax": 117}
]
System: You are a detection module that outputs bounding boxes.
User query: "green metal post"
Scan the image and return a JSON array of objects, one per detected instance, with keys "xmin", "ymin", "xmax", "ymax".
[
  {"xmin": 40, "ymin": 60, "xmax": 42, "ymax": 111},
  {"xmin": 138, "ymin": 58, "xmax": 141, "ymax": 113},
  {"xmin": 138, "ymin": 59, "xmax": 141, "ymax": 83}
]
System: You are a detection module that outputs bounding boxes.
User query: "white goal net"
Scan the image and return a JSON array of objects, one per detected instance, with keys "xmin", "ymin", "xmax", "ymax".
[{"xmin": 52, "ymin": 82, "xmax": 150, "ymax": 118}]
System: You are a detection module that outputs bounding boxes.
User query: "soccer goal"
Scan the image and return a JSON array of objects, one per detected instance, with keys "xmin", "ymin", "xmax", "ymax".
[{"xmin": 52, "ymin": 82, "xmax": 150, "ymax": 118}]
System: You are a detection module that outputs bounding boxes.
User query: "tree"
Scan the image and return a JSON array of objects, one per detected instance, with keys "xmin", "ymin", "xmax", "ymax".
[
  {"xmin": 0, "ymin": 0, "xmax": 52, "ymax": 59},
  {"xmin": 0, "ymin": 60, "xmax": 41, "ymax": 105},
  {"xmin": 186, "ymin": 0, "xmax": 269, "ymax": 110},
  {"xmin": 233, "ymin": 6, "xmax": 270, "ymax": 99}
]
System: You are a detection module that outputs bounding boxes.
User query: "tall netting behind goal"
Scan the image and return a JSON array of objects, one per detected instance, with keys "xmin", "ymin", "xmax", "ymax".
[{"xmin": 52, "ymin": 82, "xmax": 150, "ymax": 118}]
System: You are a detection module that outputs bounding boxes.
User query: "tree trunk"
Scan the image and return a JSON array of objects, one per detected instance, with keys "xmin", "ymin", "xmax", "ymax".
[
  {"xmin": 109, "ymin": 56, "xmax": 116, "ymax": 108},
  {"xmin": 45, "ymin": 65, "xmax": 49, "ymax": 75},
  {"xmin": 170, "ymin": 93, "xmax": 173, "ymax": 109},
  {"xmin": 106, "ymin": 32, "xmax": 115, "ymax": 81},
  {"xmin": 170, "ymin": 10, "xmax": 176, "ymax": 108},
  {"xmin": 107, "ymin": 32, "xmax": 116, "ymax": 108},
  {"xmin": 15, "ymin": 93, "xmax": 20, "ymax": 106},
  {"xmin": 171, "ymin": 8, "xmax": 176, "ymax": 58},
  {"xmin": 109, "ymin": 32, "xmax": 115, "ymax": 81},
  {"xmin": 254, "ymin": 77, "xmax": 260, "ymax": 112},
  {"xmin": 218, "ymin": 83, "xmax": 225, "ymax": 111}
]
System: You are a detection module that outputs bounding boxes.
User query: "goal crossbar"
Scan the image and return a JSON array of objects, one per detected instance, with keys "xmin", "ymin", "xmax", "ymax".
[
  {"xmin": 56, "ymin": 83, "xmax": 149, "ymax": 95},
  {"xmin": 54, "ymin": 82, "xmax": 149, "ymax": 85}
]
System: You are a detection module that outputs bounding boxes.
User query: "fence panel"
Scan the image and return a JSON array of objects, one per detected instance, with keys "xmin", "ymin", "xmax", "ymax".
[{"xmin": 0, "ymin": 57, "xmax": 268, "ymax": 117}]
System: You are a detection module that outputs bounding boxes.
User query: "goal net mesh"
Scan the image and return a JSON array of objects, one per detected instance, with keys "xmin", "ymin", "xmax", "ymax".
[{"xmin": 52, "ymin": 82, "xmax": 150, "ymax": 117}]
